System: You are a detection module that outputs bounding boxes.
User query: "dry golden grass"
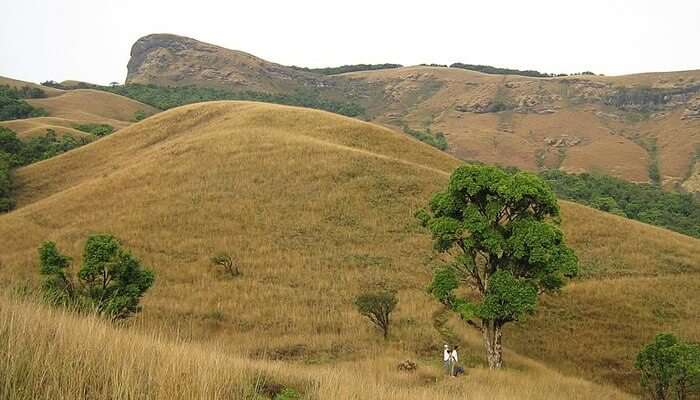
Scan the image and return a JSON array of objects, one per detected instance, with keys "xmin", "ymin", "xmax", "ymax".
[
  {"xmin": 25, "ymin": 89, "xmax": 158, "ymax": 126},
  {"xmin": 0, "ymin": 101, "xmax": 697, "ymax": 397},
  {"xmin": 0, "ymin": 293, "xmax": 633, "ymax": 399},
  {"xmin": 0, "ymin": 117, "xmax": 96, "ymax": 140}
]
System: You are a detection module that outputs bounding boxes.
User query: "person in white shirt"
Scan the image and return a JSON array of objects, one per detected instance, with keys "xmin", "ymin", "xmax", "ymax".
[{"xmin": 443, "ymin": 344, "xmax": 450, "ymax": 375}]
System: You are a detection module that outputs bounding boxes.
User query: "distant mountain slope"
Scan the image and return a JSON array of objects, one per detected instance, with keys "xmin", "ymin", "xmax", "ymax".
[
  {"xmin": 1, "ymin": 101, "xmax": 698, "ymax": 394},
  {"xmin": 125, "ymin": 34, "xmax": 700, "ymax": 192},
  {"xmin": 0, "ymin": 76, "xmax": 158, "ymax": 139}
]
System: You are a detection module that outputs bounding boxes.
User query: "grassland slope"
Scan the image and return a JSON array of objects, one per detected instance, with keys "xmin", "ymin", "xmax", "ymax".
[{"xmin": 0, "ymin": 101, "xmax": 698, "ymax": 396}]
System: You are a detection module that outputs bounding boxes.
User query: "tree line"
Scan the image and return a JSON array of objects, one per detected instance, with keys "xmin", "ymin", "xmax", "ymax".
[
  {"xmin": 289, "ymin": 63, "xmax": 403, "ymax": 75},
  {"xmin": 0, "ymin": 84, "xmax": 48, "ymax": 121},
  {"xmin": 540, "ymin": 170, "xmax": 700, "ymax": 238}
]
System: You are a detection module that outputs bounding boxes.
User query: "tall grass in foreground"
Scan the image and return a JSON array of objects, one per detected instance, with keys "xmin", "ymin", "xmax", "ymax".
[{"xmin": 0, "ymin": 293, "xmax": 633, "ymax": 399}]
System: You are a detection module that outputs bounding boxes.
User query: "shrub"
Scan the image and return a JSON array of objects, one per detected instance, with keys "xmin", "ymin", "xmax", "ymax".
[
  {"xmin": 133, "ymin": 110, "xmax": 147, "ymax": 121},
  {"xmin": 75, "ymin": 123, "xmax": 114, "ymax": 137},
  {"xmin": 354, "ymin": 289, "xmax": 398, "ymax": 339},
  {"xmin": 210, "ymin": 253, "xmax": 241, "ymax": 277},
  {"xmin": 38, "ymin": 234, "xmax": 155, "ymax": 319},
  {"xmin": 403, "ymin": 126, "xmax": 448, "ymax": 150}
]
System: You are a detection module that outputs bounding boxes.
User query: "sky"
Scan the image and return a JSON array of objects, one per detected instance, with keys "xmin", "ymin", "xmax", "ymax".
[{"xmin": 1, "ymin": 0, "xmax": 700, "ymax": 85}]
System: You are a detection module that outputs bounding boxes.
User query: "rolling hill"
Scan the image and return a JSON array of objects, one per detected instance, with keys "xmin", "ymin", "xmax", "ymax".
[
  {"xmin": 1, "ymin": 101, "xmax": 698, "ymax": 398},
  {"xmin": 0, "ymin": 76, "xmax": 158, "ymax": 139},
  {"xmin": 125, "ymin": 34, "xmax": 700, "ymax": 193}
]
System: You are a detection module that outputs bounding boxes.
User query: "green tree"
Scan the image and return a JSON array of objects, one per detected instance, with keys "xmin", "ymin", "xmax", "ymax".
[
  {"xmin": 354, "ymin": 290, "xmax": 398, "ymax": 339},
  {"xmin": 38, "ymin": 234, "xmax": 155, "ymax": 319},
  {"xmin": 636, "ymin": 333, "xmax": 700, "ymax": 400},
  {"xmin": 417, "ymin": 164, "xmax": 578, "ymax": 368}
]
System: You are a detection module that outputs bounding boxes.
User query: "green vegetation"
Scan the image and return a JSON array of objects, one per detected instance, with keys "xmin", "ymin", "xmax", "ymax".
[
  {"xmin": 635, "ymin": 333, "xmax": 699, "ymax": 400},
  {"xmin": 0, "ymin": 152, "xmax": 13, "ymax": 212},
  {"xmin": 290, "ymin": 63, "xmax": 402, "ymax": 75},
  {"xmin": 403, "ymin": 126, "xmax": 448, "ymax": 150},
  {"xmin": 540, "ymin": 170, "xmax": 700, "ymax": 238},
  {"xmin": 39, "ymin": 234, "xmax": 155, "ymax": 319},
  {"xmin": 353, "ymin": 290, "xmax": 397, "ymax": 339},
  {"xmin": 0, "ymin": 127, "xmax": 90, "ymax": 213},
  {"xmin": 417, "ymin": 164, "xmax": 578, "ymax": 369},
  {"xmin": 0, "ymin": 84, "xmax": 48, "ymax": 121},
  {"xmin": 75, "ymin": 123, "xmax": 114, "ymax": 137},
  {"xmin": 133, "ymin": 110, "xmax": 146, "ymax": 121}
]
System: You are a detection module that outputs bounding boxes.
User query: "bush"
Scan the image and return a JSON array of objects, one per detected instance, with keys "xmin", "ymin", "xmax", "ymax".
[
  {"xmin": 354, "ymin": 289, "xmax": 398, "ymax": 339},
  {"xmin": 210, "ymin": 253, "xmax": 241, "ymax": 277},
  {"xmin": 38, "ymin": 234, "xmax": 155, "ymax": 319},
  {"xmin": 133, "ymin": 110, "xmax": 146, "ymax": 121},
  {"xmin": 403, "ymin": 127, "xmax": 448, "ymax": 150},
  {"xmin": 635, "ymin": 333, "xmax": 700, "ymax": 400}
]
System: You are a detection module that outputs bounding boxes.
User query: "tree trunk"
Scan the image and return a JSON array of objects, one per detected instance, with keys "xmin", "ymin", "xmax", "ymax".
[{"xmin": 482, "ymin": 320, "xmax": 503, "ymax": 369}]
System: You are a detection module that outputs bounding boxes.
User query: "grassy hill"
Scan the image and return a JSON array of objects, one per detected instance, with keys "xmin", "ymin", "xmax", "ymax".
[
  {"xmin": 124, "ymin": 34, "xmax": 700, "ymax": 193},
  {"xmin": 0, "ymin": 77, "xmax": 158, "ymax": 139},
  {"xmin": 1, "ymin": 101, "xmax": 698, "ymax": 398}
]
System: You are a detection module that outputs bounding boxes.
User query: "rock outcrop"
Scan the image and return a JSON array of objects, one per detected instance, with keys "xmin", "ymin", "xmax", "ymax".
[{"xmin": 126, "ymin": 34, "xmax": 325, "ymax": 93}]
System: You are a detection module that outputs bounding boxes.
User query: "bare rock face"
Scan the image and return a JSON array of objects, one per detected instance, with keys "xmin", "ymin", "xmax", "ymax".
[
  {"xmin": 681, "ymin": 97, "xmax": 700, "ymax": 120},
  {"xmin": 126, "ymin": 34, "xmax": 324, "ymax": 93},
  {"xmin": 544, "ymin": 135, "xmax": 582, "ymax": 147}
]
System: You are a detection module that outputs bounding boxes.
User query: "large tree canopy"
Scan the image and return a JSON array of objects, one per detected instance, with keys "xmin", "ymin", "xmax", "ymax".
[{"xmin": 417, "ymin": 164, "xmax": 578, "ymax": 368}]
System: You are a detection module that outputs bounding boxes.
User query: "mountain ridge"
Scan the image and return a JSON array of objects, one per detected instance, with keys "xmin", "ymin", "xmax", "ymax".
[{"xmin": 124, "ymin": 34, "xmax": 700, "ymax": 193}]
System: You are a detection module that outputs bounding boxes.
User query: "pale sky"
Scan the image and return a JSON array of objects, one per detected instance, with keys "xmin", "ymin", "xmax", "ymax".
[{"xmin": 1, "ymin": 0, "xmax": 700, "ymax": 85}]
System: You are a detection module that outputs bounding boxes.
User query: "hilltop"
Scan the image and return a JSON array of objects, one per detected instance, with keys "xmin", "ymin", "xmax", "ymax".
[
  {"xmin": 125, "ymin": 34, "xmax": 700, "ymax": 193},
  {"xmin": 1, "ymin": 101, "xmax": 698, "ymax": 397}
]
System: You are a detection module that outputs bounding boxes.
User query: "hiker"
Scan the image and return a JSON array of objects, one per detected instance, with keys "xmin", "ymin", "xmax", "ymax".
[
  {"xmin": 449, "ymin": 345, "xmax": 460, "ymax": 377},
  {"xmin": 443, "ymin": 344, "xmax": 451, "ymax": 375}
]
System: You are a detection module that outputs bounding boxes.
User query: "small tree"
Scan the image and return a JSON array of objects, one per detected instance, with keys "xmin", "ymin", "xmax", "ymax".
[
  {"xmin": 416, "ymin": 164, "xmax": 578, "ymax": 369},
  {"xmin": 38, "ymin": 241, "xmax": 76, "ymax": 306},
  {"xmin": 38, "ymin": 234, "xmax": 154, "ymax": 319},
  {"xmin": 210, "ymin": 253, "xmax": 240, "ymax": 277},
  {"xmin": 79, "ymin": 234, "xmax": 155, "ymax": 319},
  {"xmin": 636, "ymin": 333, "xmax": 700, "ymax": 400},
  {"xmin": 354, "ymin": 290, "xmax": 398, "ymax": 339}
]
